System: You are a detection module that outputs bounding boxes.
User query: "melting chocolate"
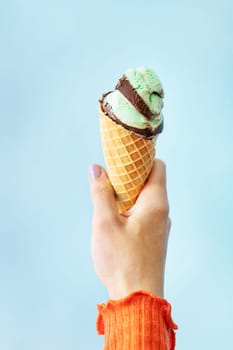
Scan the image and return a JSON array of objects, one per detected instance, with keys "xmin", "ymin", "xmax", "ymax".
[
  {"xmin": 115, "ymin": 76, "xmax": 160, "ymax": 121},
  {"xmin": 100, "ymin": 102, "xmax": 163, "ymax": 140}
]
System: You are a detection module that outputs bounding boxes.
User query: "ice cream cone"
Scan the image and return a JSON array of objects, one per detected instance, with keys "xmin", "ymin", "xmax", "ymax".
[{"xmin": 99, "ymin": 105, "xmax": 156, "ymax": 213}]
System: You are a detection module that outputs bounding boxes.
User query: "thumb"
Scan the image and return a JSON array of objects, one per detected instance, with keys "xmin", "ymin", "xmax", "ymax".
[{"xmin": 88, "ymin": 164, "xmax": 119, "ymax": 219}]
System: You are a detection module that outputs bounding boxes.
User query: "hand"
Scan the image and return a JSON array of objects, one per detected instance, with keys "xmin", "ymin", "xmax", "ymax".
[{"xmin": 89, "ymin": 160, "xmax": 171, "ymax": 300}]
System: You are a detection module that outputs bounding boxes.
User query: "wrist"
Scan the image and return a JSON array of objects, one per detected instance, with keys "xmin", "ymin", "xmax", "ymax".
[{"xmin": 108, "ymin": 279, "xmax": 164, "ymax": 300}]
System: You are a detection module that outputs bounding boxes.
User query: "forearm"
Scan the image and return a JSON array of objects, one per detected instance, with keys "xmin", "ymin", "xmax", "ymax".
[{"xmin": 96, "ymin": 291, "xmax": 178, "ymax": 350}]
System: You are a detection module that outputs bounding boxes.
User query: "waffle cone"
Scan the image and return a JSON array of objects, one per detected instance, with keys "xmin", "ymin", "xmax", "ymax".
[{"xmin": 99, "ymin": 105, "xmax": 156, "ymax": 213}]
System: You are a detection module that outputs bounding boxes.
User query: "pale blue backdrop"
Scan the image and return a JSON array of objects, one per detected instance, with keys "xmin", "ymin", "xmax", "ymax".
[{"xmin": 0, "ymin": 0, "xmax": 233, "ymax": 349}]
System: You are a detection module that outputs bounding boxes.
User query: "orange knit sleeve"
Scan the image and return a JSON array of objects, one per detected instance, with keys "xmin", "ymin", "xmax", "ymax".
[{"xmin": 96, "ymin": 290, "xmax": 178, "ymax": 350}]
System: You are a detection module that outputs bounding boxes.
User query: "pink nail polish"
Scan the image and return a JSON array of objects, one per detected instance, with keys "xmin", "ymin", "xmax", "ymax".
[{"xmin": 89, "ymin": 164, "xmax": 101, "ymax": 180}]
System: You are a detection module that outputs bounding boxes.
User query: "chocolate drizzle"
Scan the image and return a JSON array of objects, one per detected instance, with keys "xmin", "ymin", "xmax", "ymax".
[
  {"xmin": 100, "ymin": 102, "xmax": 163, "ymax": 140},
  {"xmin": 115, "ymin": 76, "xmax": 159, "ymax": 120}
]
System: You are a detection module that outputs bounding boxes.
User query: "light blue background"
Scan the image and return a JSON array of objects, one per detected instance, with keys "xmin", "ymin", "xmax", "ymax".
[{"xmin": 0, "ymin": 0, "xmax": 233, "ymax": 349}]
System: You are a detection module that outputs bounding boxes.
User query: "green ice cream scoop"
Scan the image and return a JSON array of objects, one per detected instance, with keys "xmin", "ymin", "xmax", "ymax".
[{"xmin": 100, "ymin": 67, "xmax": 164, "ymax": 139}]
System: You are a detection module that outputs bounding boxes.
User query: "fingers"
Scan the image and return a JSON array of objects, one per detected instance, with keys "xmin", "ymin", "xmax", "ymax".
[
  {"xmin": 88, "ymin": 164, "xmax": 119, "ymax": 222},
  {"xmin": 133, "ymin": 159, "xmax": 169, "ymax": 215},
  {"xmin": 145, "ymin": 159, "xmax": 167, "ymax": 194}
]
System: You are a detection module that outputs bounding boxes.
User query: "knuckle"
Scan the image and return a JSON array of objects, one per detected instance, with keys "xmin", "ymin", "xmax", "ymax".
[
  {"xmin": 142, "ymin": 206, "xmax": 169, "ymax": 225},
  {"xmin": 152, "ymin": 200, "xmax": 169, "ymax": 217},
  {"xmin": 167, "ymin": 217, "xmax": 172, "ymax": 233},
  {"xmin": 158, "ymin": 202, "xmax": 169, "ymax": 216},
  {"xmin": 168, "ymin": 217, "xmax": 172, "ymax": 227}
]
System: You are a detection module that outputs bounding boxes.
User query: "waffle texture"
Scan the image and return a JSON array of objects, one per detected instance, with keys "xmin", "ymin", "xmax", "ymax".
[
  {"xmin": 97, "ymin": 290, "xmax": 178, "ymax": 350},
  {"xmin": 99, "ymin": 107, "xmax": 156, "ymax": 213}
]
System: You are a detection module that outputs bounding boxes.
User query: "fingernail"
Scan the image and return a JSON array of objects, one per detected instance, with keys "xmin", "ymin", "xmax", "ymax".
[{"xmin": 89, "ymin": 164, "xmax": 102, "ymax": 180}]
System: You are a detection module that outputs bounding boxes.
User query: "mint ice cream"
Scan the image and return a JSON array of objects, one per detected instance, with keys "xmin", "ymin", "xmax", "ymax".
[{"xmin": 100, "ymin": 67, "xmax": 164, "ymax": 139}]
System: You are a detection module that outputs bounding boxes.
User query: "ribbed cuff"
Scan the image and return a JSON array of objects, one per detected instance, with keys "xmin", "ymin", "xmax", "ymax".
[{"xmin": 96, "ymin": 291, "xmax": 178, "ymax": 350}]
